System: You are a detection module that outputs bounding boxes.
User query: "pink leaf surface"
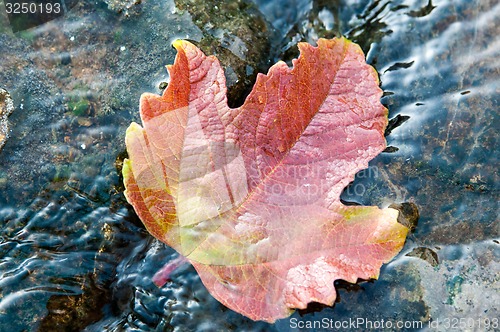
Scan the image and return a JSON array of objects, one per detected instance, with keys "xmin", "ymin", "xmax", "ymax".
[
  {"xmin": 123, "ymin": 37, "xmax": 409, "ymax": 322},
  {"xmin": 152, "ymin": 255, "xmax": 189, "ymax": 287}
]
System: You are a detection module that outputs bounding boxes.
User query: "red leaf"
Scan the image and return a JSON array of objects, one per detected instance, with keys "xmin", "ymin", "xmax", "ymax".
[{"xmin": 123, "ymin": 37, "xmax": 409, "ymax": 322}]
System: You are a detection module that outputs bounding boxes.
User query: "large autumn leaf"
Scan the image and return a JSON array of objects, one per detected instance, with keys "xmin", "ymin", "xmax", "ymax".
[{"xmin": 123, "ymin": 37, "xmax": 408, "ymax": 322}]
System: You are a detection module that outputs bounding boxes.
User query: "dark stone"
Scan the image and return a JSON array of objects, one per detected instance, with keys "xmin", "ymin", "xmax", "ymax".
[
  {"xmin": 406, "ymin": 247, "xmax": 439, "ymax": 267},
  {"xmin": 385, "ymin": 114, "xmax": 410, "ymax": 137},
  {"xmin": 39, "ymin": 275, "xmax": 110, "ymax": 332},
  {"xmin": 60, "ymin": 52, "xmax": 72, "ymax": 65},
  {"xmin": 158, "ymin": 81, "xmax": 168, "ymax": 90},
  {"xmin": 389, "ymin": 202, "xmax": 419, "ymax": 232}
]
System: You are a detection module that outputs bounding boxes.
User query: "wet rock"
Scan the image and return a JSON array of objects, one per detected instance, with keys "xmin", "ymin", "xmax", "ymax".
[
  {"xmin": 389, "ymin": 202, "xmax": 419, "ymax": 232},
  {"xmin": 39, "ymin": 275, "xmax": 109, "ymax": 331},
  {"xmin": 0, "ymin": 88, "xmax": 14, "ymax": 150},
  {"xmin": 102, "ymin": 0, "xmax": 143, "ymax": 17},
  {"xmin": 60, "ymin": 52, "xmax": 72, "ymax": 66},
  {"xmin": 384, "ymin": 114, "xmax": 410, "ymax": 136},
  {"xmin": 406, "ymin": 247, "xmax": 439, "ymax": 267},
  {"xmin": 418, "ymin": 242, "xmax": 499, "ymax": 323},
  {"xmin": 406, "ymin": 0, "xmax": 436, "ymax": 18},
  {"xmin": 383, "ymin": 146, "xmax": 399, "ymax": 153},
  {"xmin": 255, "ymin": 0, "xmax": 341, "ymax": 62},
  {"xmin": 376, "ymin": 0, "xmax": 499, "ymax": 244},
  {"xmin": 19, "ymin": 0, "xmax": 273, "ymax": 115},
  {"xmin": 0, "ymin": 32, "xmax": 69, "ymax": 203},
  {"xmin": 258, "ymin": 0, "xmax": 444, "ymax": 61},
  {"xmin": 0, "ymin": 0, "xmax": 273, "ymax": 204}
]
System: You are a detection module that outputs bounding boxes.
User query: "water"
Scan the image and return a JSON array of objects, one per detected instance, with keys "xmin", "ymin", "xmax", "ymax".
[{"xmin": 0, "ymin": 0, "xmax": 498, "ymax": 331}]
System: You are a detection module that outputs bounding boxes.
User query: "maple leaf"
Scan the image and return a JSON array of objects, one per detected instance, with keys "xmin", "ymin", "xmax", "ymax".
[{"xmin": 123, "ymin": 37, "xmax": 409, "ymax": 322}]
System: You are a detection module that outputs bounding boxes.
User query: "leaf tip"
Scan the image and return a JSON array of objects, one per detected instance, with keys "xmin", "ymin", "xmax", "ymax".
[
  {"xmin": 122, "ymin": 158, "xmax": 132, "ymax": 178},
  {"xmin": 171, "ymin": 39, "xmax": 184, "ymax": 49},
  {"xmin": 171, "ymin": 39, "xmax": 195, "ymax": 53},
  {"xmin": 125, "ymin": 121, "xmax": 143, "ymax": 139},
  {"xmin": 122, "ymin": 158, "xmax": 135, "ymax": 205}
]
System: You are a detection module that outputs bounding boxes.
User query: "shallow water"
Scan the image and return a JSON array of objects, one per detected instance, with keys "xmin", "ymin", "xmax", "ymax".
[{"xmin": 0, "ymin": 0, "xmax": 498, "ymax": 331}]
